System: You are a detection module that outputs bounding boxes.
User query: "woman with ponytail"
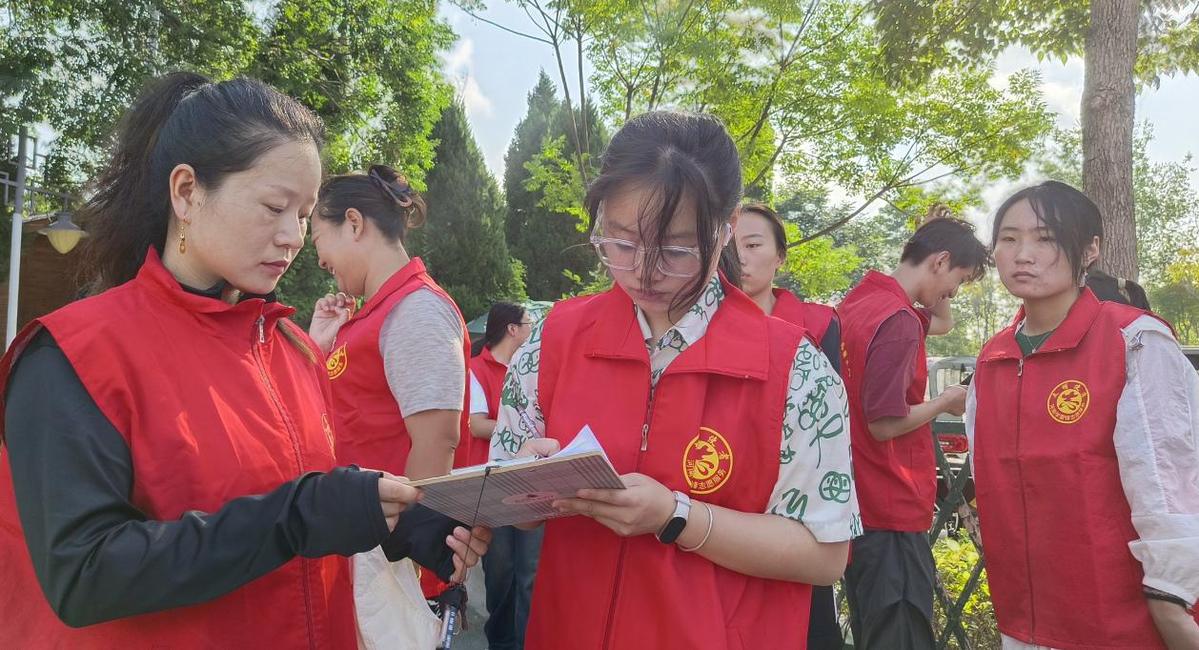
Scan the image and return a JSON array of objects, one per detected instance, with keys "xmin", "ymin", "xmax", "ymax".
[
  {"xmin": 306, "ymin": 164, "xmax": 481, "ymax": 646},
  {"xmin": 467, "ymin": 302, "xmax": 541, "ymax": 650},
  {"xmin": 0, "ymin": 72, "xmax": 486, "ymax": 649}
]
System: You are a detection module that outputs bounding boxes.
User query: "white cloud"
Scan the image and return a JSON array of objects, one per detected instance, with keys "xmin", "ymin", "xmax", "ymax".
[
  {"xmin": 995, "ymin": 47, "xmax": 1084, "ymax": 128},
  {"xmin": 460, "ymin": 75, "xmax": 493, "ymax": 119},
  {"xmin": 441, "ymin": 38, "xmax": 493, "ymax": 119}
]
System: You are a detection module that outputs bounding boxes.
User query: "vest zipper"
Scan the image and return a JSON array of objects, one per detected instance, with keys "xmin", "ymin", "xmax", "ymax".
[
  {"xmin": 1014, "ymin": 354, "xmax": 1036, "ymax": 639},
  {"xmin": 251, "ymin": 315, "xmax": 317, "ymax": 648},
  {"xmin": 602, "ymin": 376, "xmax": 657, "ymax": 649}
]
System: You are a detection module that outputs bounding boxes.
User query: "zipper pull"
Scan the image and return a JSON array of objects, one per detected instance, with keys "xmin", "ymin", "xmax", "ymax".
[
  {"xmin": 640, "ymin": 424, "xmax": 649, "ymax": 452},
  {"xmin": 1017, "ymin": 357, "xmax": 1024, "ymax": 377},
  {"xmin": 256, "ymin": 316, "xmax": 265, "ymax": 345}
]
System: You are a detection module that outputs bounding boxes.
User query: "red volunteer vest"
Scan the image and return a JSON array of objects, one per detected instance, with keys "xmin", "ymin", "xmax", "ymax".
[
  {"xmin": 326, "ymin": 258, "xmax": 473, "ymax": 473},
  {"xmin": 467, "ymin": 346, "xmax": 507, "ymax": 465},
  {"xmin": 974, "ymin": 289, "xmax": 1176, "ymax": 649},
  {"xmin": 772, "ymin": 287, "xmax": 836, "ymax": 344},
  {"xmin": 524, "ymin": 278, "xmax": 814, "ymax": 650},
  {"xmin": 0, "ymin": 250, "xmax": 354, "ymax": 649},
  {"xmin": 838, "ymin": 271, "xmax": 934, "ymax": 531}
]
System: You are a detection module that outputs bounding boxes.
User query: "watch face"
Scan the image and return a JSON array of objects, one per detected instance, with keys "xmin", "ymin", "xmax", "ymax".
[{"xmin": 659, "ymin": 516, "xmax": 687, "ymax": 544}]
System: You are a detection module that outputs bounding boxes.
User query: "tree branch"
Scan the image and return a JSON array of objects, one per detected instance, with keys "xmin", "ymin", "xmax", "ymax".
[
  {"xmin": 788, "ymin": 184, "xmax": 896, "ymax": 247},
  {"xmin": 449, "ymin": 1, "xmax": 553, "ymax": 44}
]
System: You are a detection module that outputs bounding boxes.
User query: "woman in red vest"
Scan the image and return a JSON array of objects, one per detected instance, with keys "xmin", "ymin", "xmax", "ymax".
[
  {"xmin": 306, "ymin": 164, "xmax": 481, "ymax": 643},
  {"xmin": 734, "ymin": 202, "xmax": 839, "ymax": 366},
  {"xmin": 968, "ymin": 180, "xmax": 1199, "ymax": 649},
  {"xmin": 734, "ymin": 201, "xmax": 843, "ymax": 649},
  {"xmin": 489, "ymin": 111, "xmax": 860, "ymax": 650},
  {"xmin": 0, "ymin": 73, "xmax": 485, "ymax": 649},
  {"xmin": 468, "ymin": 302, "xmax": 543, "ymax": 650},
  {"xmin": 469, "ymin": 302, "xmax": 534, "ymax": 463}
]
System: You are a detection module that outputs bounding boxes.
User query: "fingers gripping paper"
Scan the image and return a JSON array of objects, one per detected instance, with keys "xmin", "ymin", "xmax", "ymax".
[{"xmin": 409, "ymin": 427, "xmax": 625, "ymax": 528}]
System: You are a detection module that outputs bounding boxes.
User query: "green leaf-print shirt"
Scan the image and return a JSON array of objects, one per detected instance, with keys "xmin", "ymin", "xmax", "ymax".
[{"xmin": 490, "ymin": 276, "xmax": 861, "ymax": 543}]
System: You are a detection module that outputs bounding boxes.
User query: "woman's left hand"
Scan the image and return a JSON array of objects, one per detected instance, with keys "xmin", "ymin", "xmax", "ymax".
[
  {"xmin": 446, "ymin": 525, "xmax": 492, "ymax": 583},
  {"xmin": 553, "ymin": 473, "xmax": 675, "ymax": 537}
]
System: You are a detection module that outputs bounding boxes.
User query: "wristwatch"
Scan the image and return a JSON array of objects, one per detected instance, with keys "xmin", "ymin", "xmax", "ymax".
[{"xmin": 656, "ymin": 490, "xmax": 691, "ymax": 544}]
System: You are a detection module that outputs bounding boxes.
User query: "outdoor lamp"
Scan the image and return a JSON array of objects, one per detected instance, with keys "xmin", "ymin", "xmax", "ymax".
[{"xmin": 38, "ymin": 211, "xmax": 86, "ymax": 254}]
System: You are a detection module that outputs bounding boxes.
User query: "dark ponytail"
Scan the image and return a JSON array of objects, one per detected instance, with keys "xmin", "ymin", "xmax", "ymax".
[
  {"xmin": 79, "ymin": 71, "xmax": 325, "ymax": 292},
  {"xmin": 315, "ymin": 164, "xmax": 428, "ymax": 243},
  {"xmin": 473, "ymin": 302, "xmax": 526, "ymax": 356}
]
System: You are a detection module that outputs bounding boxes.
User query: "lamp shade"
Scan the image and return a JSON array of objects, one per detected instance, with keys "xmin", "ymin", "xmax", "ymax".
[{"xmin": 38, "ymin": 212, "xmax": 87, "ymax": 255}]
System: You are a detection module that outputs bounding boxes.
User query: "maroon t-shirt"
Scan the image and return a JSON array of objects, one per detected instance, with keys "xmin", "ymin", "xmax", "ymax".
[{"xmin": 861, "ymin": 308, "xmax": 932, "ymax": 422}]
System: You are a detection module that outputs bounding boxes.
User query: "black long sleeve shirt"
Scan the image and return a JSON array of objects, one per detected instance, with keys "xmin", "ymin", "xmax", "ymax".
[{"xmin": 4, "ymin": 329, "xmax": 391, "ymax": 627}]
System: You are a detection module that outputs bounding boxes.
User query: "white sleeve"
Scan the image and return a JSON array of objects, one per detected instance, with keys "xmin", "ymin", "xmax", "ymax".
[
  {"xmin": 766, "ymin": 339, "xmax": 861, "ymax": 542},
  {"xmin": 468, "ymin": 370, "xmax": 489, "ymax": 415},
  {"xmin": 489, "ymin": 319, "xmax": 547, "ymax": 461},
  {"xmin": 1114, "ymin": 314, "xmax": 1199, "ymax": 605},
  {"xmin": 965, "ymin": 380, "xmax": 977, "ymax": 474}
]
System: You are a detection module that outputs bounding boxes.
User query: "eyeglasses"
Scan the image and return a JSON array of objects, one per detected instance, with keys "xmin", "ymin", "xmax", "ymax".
[{"xmin": 590, "ymin": 216, "xmax": 706, "ymax": 278}]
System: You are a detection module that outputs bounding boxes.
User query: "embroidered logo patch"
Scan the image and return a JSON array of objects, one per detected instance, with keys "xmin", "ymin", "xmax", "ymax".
[
  {"xmin": 1047, "ymin": 379, "xmax": 1090, "ymax": 424},
  {"xmin": 683, "ymin": 427, "xmax": 733, "ymax": 494},
  {"xmin": 326, "ymin": 344, "xmax": 348, "ymax": 380}
]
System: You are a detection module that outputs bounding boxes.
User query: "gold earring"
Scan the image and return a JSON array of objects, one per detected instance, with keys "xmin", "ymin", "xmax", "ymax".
[{"xmin": 178, "ymin": 230, "xmax": 187, "ymax": 254}]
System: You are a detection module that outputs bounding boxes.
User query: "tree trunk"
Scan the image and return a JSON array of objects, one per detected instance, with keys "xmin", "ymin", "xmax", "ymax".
[{"xmin": 1081, "ymin": 0, "xmax": 1139, "ymax": 280}]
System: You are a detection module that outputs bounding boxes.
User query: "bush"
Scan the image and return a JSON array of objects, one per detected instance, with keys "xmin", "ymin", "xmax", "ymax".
[{"xmin": 931, "ymin": 536, "xmax": 1000, "ymax": 649}]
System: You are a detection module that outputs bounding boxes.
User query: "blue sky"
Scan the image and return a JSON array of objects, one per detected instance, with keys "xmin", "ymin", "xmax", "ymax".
[{"xmin": 439, "ymin": 2, "xmax": 1198, "ymax": 221}]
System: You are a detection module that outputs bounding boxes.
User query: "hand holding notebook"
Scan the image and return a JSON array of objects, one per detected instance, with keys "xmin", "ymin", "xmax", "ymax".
[{"xmin": 409, "ymin": 427, "xmax": 624, "ymax": 528}]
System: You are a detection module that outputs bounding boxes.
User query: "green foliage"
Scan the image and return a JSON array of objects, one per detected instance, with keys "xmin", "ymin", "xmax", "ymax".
[
  {"xmin": 927, "ymin": 272, "xmax": 1022, "ymax": 357},
  {"xmin": 2, "ymin": 0, "xmax": 455, "ymax": 316},
  {"xmin": 1037, "ymin": 124, "xmax": 1199, "ymax": 287},
  {"xmin": 871, "ymin": 0, "xmax": 1198, "ymax": 87},
  {"xmin": 772, "ymin": 218, "xmax": 861, "ymax": 301},
  {"xmin": 412, "ymin": 102, "xmax": 527, "ymax": 320},
  {"xmin": 931, "ymin": 535, "xmax": 1001, "ymax": 649},
  {"xmin": 504, "ymin": 72, "xmax": 606, "ymax": 300},
  {"xmin": 577, "ymin": 1, "xmax": 1053, "ymax": 223},
  {"xmin": 276, "ymin": 244, "xmax": 337, "ymax": 327},
  {"xmin": 1, "ymin": 1, "xmax": 259, "ymax": 178},
  {"xmin": 3, "ymin": 1, "xmax": 454, "ymax": 182},
  {"xmin": 522, "ymin": 135, "xmax": 590, "ymax": 229},
  {"xmin": 250, "ymin": 0, "xmax": 454, "ymax": 176},
  {"xmin": 1150, "ymin": 249, "xmax": 1199, "ymax": 344}
]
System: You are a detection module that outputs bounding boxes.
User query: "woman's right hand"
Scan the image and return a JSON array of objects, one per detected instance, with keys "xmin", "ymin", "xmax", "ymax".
[
  {"xmin": 516, "ymin": 438, "xmax": 560, "ymax": 458},
  {"xmin": 375, "ymin": 472, "xmax": 421, "ymax": 532},
  {"xmin": 308, "ymin": 293, "xmax": 355, "ymax": 354}
]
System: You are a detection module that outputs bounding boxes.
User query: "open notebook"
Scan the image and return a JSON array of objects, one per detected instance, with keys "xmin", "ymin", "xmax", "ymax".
[{"xmin": 408, "ymin": 427, "xmax": 625, "ymax": 528}]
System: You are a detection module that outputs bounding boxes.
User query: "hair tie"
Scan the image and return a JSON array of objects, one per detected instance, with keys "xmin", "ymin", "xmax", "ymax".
[{"xmin": 368, "ymin": 168, "xmax": 415, "ymax": 208}]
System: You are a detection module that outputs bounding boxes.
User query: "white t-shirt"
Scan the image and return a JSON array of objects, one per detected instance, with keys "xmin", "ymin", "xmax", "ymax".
[{"xmin": 468, "ymin": 369, "xmax": 489, "ymax": 415}]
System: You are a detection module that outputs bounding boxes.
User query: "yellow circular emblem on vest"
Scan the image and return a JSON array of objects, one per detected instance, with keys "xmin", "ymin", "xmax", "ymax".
[
  {"xmin": 683, "ymin": 427, "xmax": 733, "ymax": 494},
  {"xmin": 1047, "ymin": 379, "xmax": 1090, "ymax": 424},
  {"xmin": 326, "ymin": 344, "xmax": 348, "ymax": 380}
]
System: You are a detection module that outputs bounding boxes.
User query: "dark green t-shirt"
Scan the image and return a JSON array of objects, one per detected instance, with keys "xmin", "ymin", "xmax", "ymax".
[{"xmin": 1016, "ymin": 327, "xmax": 1055, "ymax": 357}]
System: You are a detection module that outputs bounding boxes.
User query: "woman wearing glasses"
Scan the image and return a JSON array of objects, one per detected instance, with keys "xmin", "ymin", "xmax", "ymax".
[
  {"xmin": 490, "ymin": 111, "xmax": 859, "ymax": 649},
  {"xmin": 306, "ymin": 165, "xmax": 482, "ymax": 647}
]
